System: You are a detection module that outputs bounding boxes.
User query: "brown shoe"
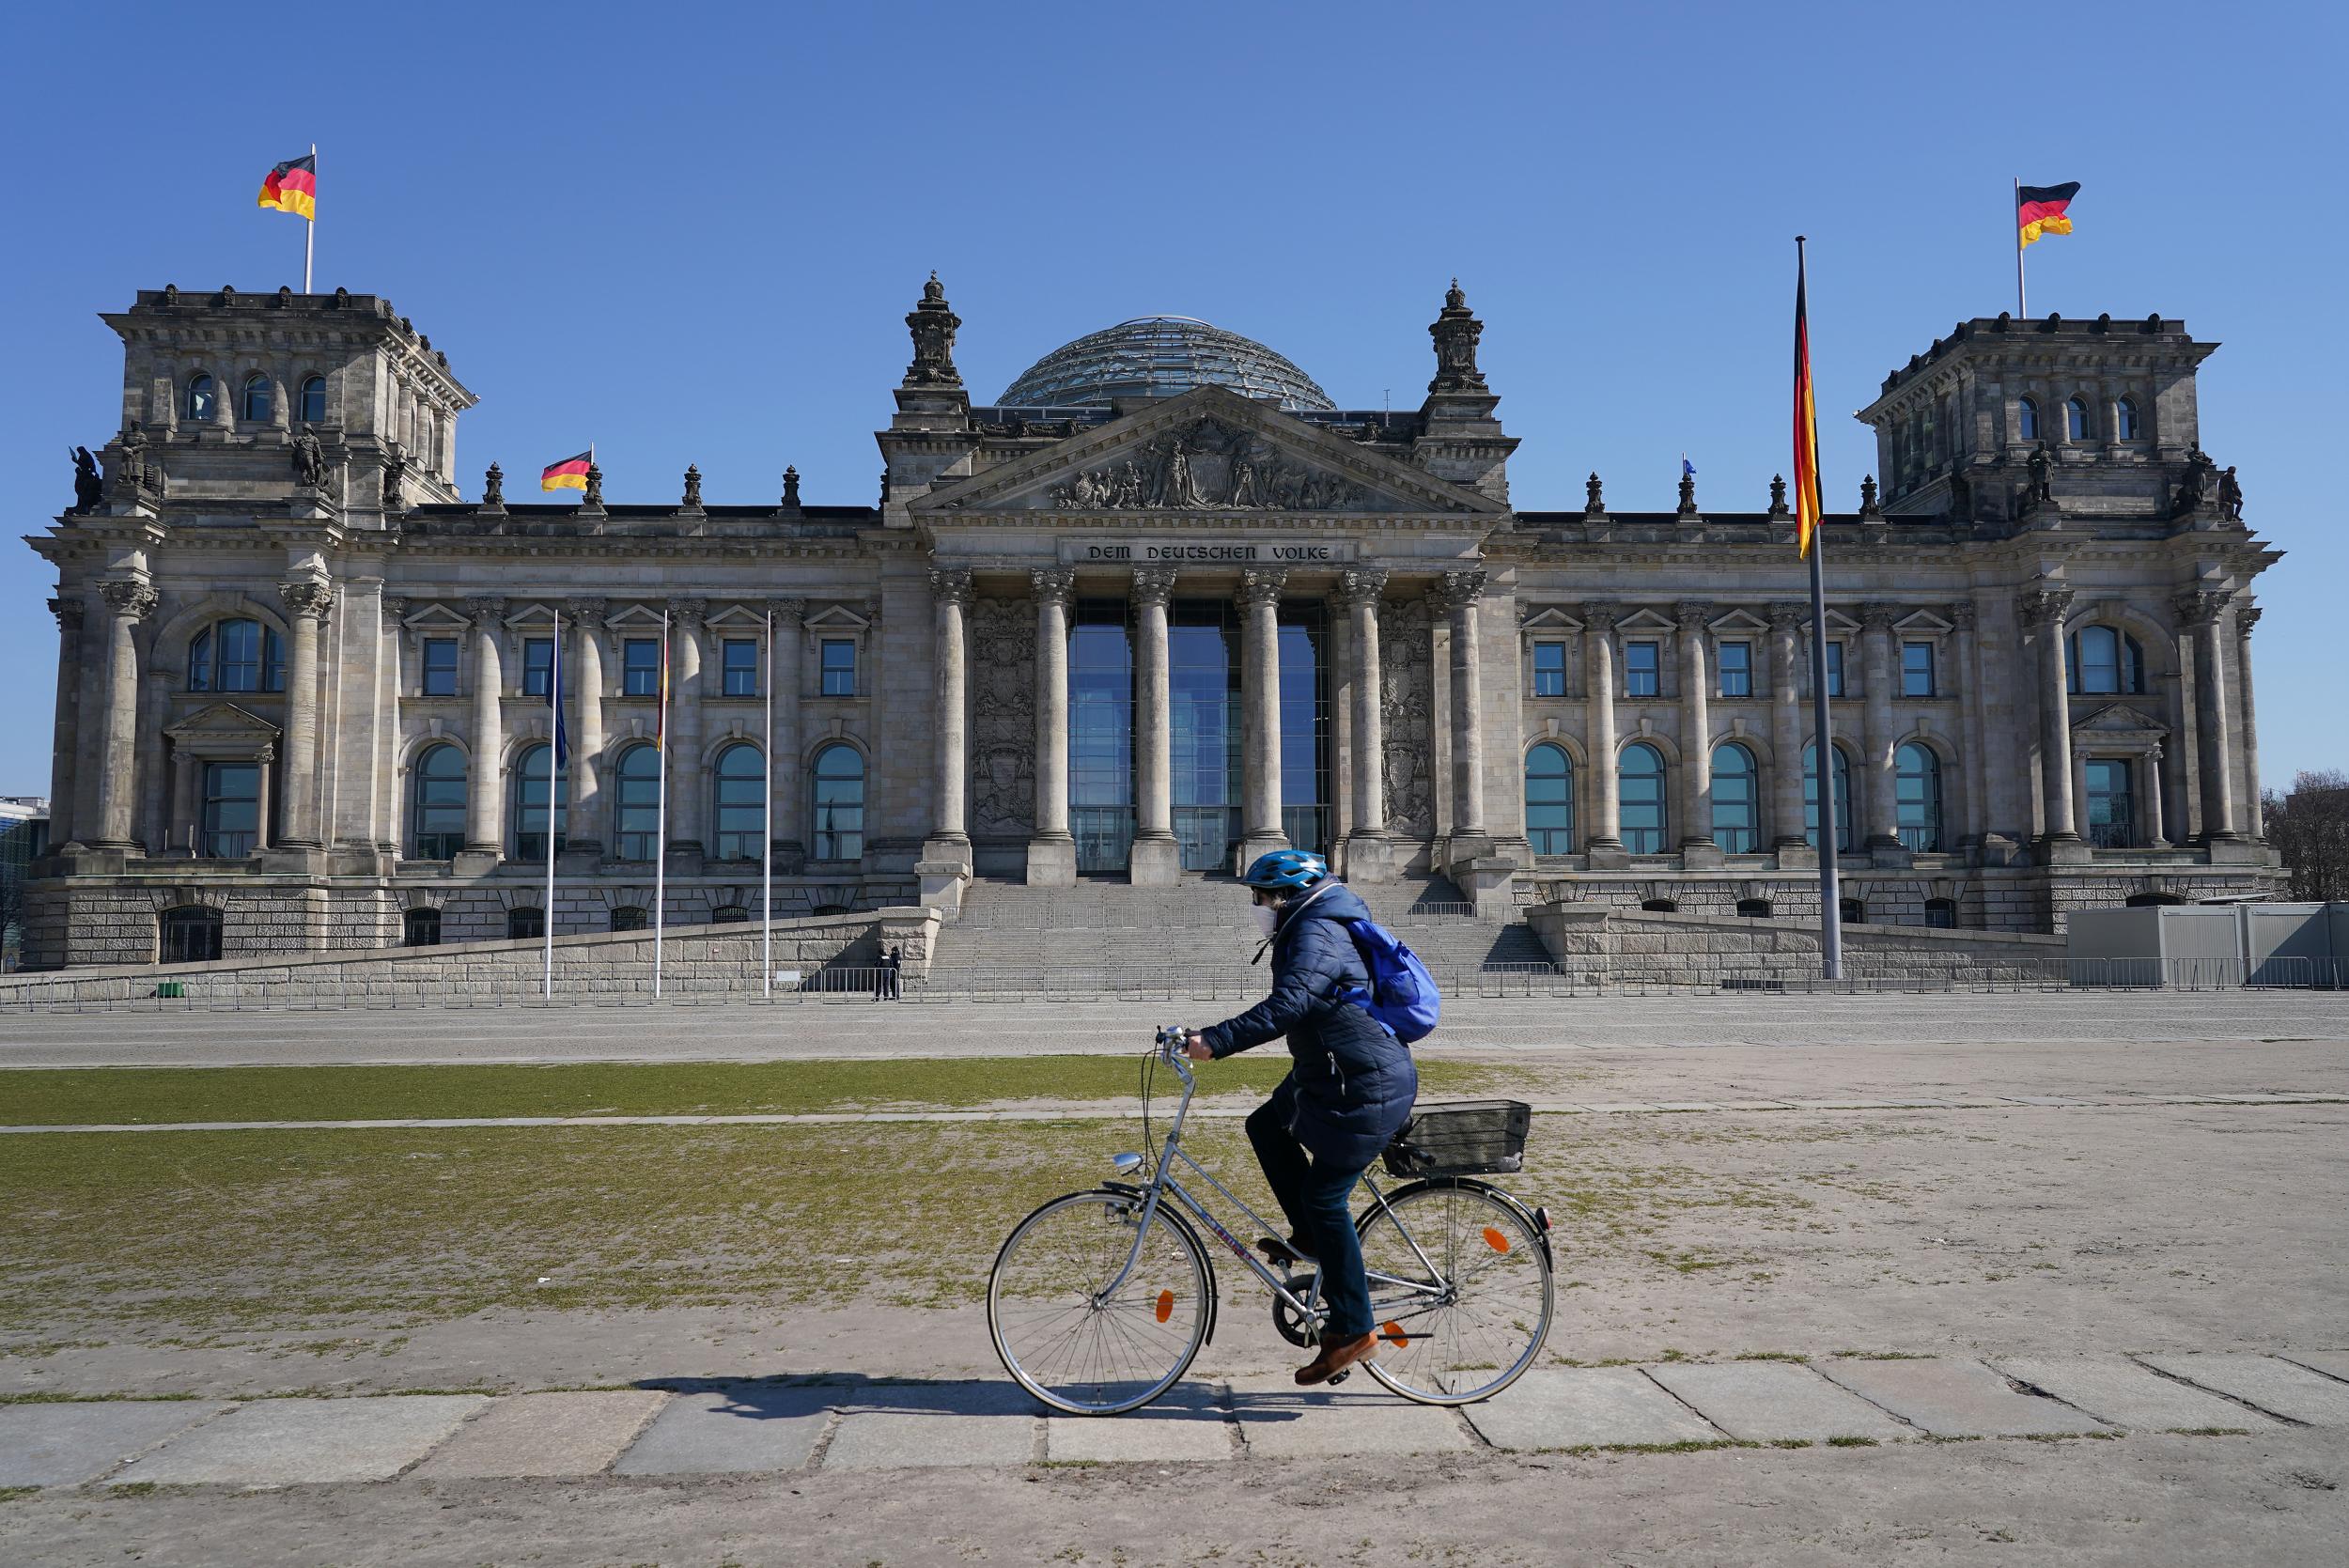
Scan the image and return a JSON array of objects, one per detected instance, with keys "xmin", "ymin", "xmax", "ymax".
[{"xmin": 1296, "ymin": 1331, "xmax": 1379, "ymax": 1387}]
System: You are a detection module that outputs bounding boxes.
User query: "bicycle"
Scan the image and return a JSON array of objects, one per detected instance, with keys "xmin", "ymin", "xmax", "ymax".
[{"xmin": 988, "ymin": 1025, "xmax": 1556, "ymax": 1415}]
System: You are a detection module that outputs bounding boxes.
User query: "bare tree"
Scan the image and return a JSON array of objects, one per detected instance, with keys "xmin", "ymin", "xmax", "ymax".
[{"xmin": 2264, "ymin": 769, "xmax": 2349, "ymax": 902}]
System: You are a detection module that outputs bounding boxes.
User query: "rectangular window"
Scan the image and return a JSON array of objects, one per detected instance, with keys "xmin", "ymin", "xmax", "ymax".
[
  {"xmin": 722, "ymin": 639, "xmax": 759, "ymax": 697},
  {"xmin": 1717, "ymin": 640, "xmax": 1751, "ymax": 698},
  {"xmin": 820, "ymin": 639, "xmax": 857, "ymax": 697},
  {"xmin": 1901, "ymin": 640, "xmax": 1937, "ymax": 697},
  {"xmin": 1625, "ymin": 641, "xmax": 1660, "ymax": 698},
  {"xmin": 1825, "ymin": 642, "xmax": 1845, "ymax": 698},
  {"xmin": 622, "ymin": 638, "xmax": 661, "ymax": 696},
  {"xmin": 201, "ymin": 761, "xmax": 260, "ymax": 858},
  {"xmin": 421, "ymin": 638, "xmax": 459, "ymax": 697},
  {"xmin": 1532, "ymin": 641, "xmax": 1566, "ymax": 698},
  {"xmin": 521, "ymin": 638, "xmax": 553, "ymax": 698}
]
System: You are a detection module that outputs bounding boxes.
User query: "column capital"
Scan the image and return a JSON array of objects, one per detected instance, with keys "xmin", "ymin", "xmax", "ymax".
[
  {"xmin": 2170, "ymin": 587, "xmax": 2231, "ymax": 628},
  {"xmin": 768, "ymin": 596, "xmax": 807, "ymax": 626},
  {"xmin": 382, "ymin": 597, "xmax": 409, "ymax": 623},
  {"xmin": 1335, "ymin": 567, "xmax": 1389, "ymax": 610},
  {"xmin": 1859, "ymin": 600, "xmax": 1900, "ymax": 631},
  {"xmin": 1766, "ymin": 601, "xmax": 1805, "ymax": 633},
  {"xmin": 1030, "ymin": 567, "xmax": 1077, "ymax": 609},
  {"xmin": 1673, "ymin": 598, "xmax": 1713, "ymax": 631},
  {"xmin": 279, "ymin": 578, "xmax": 334, "ymax": 622},
  {"xmin": 2016, "ymin": 586, "xmax": 2074, "ymax": 628},
  {"xmin": 1949, "ymin": 600, "xmax": 1978, "ymax": 632},
  {"xmin": 565, "ymin": 596, "xmax": 608, "ymax": 628},
  {"xmin": 49, "ymin": 593, "xmax": 85, "ymax": 633},
  {"xmin": 465, "ymin": 595, "xmax": 507, "ymax": 626},
  {"xmin": 1581, "ymin": 600, "xmax": 1622, "ymax": 634},
  {"xmin": 928, "ymin": 567, "xmax": 974, "ymax": 607},
  {"xmin": 670, "ymin": 597, "xmax": 708, "ymax": 629},
  {"xmin": 99, "ymin": 579, "xmax": 157, "ymax": 620},
  {"xmin": 1236, "ymin": 567, "xmax": 1286, "ymax": 611},
  {"xmin": 2235, "ymin": 603, "xmax": 2262, "ymax": 635},
  {"xmin": 1131, "ymin": 567, "xmax": 1179, "ymax": 608},
  {"xmin": 1432, "ymin": 568, "xmax": 1487, "ymax": 615}
]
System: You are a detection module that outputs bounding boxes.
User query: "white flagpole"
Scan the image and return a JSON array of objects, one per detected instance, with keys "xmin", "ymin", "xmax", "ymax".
[
  {"xmin": 544, "ymin": 609, "xmax": 559, "ymax": 1000},
  {"xmin": 762, "ymin": 605, "xmax": 774, "ymax": 1000},
  {"xmin": 2014, "ymin": 177, "xmax": 2027, "ymax": 319},
  {"xmin": 303, "ymin": 143, "xmax": 316, "ymax": 293},
  {"xmin": 654, "ymin": 607, "xmax": 669, "ymax": 1000}
]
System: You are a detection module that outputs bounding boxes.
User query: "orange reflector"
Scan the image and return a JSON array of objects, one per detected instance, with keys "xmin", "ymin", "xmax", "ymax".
[
  {"xmin": 1482, "ymin": 1227, "xmax": 1511, "ymax": 1253},
  {"xmin": 1155, "ymin": 1289, "xmax": 1174, "ymax": 1323},
  {"xmin": 1381, "ymin": 1321, "xmax": 1409, "ymax": 1348}
]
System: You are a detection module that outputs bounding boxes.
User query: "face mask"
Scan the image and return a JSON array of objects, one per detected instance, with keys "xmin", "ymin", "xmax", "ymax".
[{"xmin": 1250, "ymin": 903, "xmax": 1279, "ymax": 939}]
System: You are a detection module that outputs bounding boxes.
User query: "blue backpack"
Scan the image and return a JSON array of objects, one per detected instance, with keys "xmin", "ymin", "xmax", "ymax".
[{"xmin": 1330, "ymin": 916, "xmax": 1441, "ymax": 1044}]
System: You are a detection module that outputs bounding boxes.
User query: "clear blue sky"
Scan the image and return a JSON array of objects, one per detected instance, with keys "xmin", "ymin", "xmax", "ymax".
[{"xmin": 4, "ymin": 1, "xmax": 2341, "ymax": 797}]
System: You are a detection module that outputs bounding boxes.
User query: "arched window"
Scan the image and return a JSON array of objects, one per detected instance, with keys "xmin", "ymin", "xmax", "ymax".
[
  {"xmin": 298, "ymin": 375, "xmax": 327, "ymax": 425},
  {"xmin": 1618, "ymin": 742, "xmax": 1668, "ymax": 854},
  {"xmin": 188, "ymin": 618, "xmax": 285, "ymax": 693},
  {"xmin": 1639, "ymin": 898, "xmax": 1678, "ymax": 913},
  {"xmin": 1895, "ymin": 742, "xmax": 1943, "ymax": 853},
  {"xmin": 2125, "ymin": 892, "xmax": 2186, "ymax": 908},
  {"xmin": 710, "ymin": 906, "xmax": 750, "ymax": 924},
  {"xmin": 2065, "ymin": 396, "xmax": 2088, "ymax": 442},
  {"xmin": 811, "ymin": 743, "xmax": 865, "ymax": 861},
  {"xmin": 2016, "ymin": 396, "xmax": 2039, "ymax": 442},
  {"xmin": 1735, "ymin": 897, "xmax": 1773, "ymax": 919},
  {"xmin": 507, "ymin": 908, "xmax": 545, "ymax": 940},
  {"xmin": 186, "ymin": 373, "xmax": 216, "ymax": 422},
  {"xmin": 2123, "ymin": 633, "xmax": 2145, "ymax": 694},
  {"xmin": 610, "ymin": 906, "xmax": 648, "ymax": 933},
  {"xmin": 1711, "ymin": 742, "xmax": 1760, "ymax": 854},
  {"xmin": 510, "ymin": 742, "xmax": 568, "ymax": 861},
  {"xmin": 711, "ymin": 742, "xmax": 765, "ymax": 861},
  {"xmin": 1525, "ymin": 743, "xmax": 1574, "ymax": 854},
  {"xmin": 241, "ymin": 374, "xmax": 273, "ymax": 423},
  {"xmin": 2068, "ymin": 625, "xmax": 2150, "ymax": 696},
  {"xmin": 1840, "ymin": 897, "xmax": 1867, "ymax": 925},
  {"xmin": 1805, "ymin": 743, "xmax": 1854, "ymax": 853},
  {"xmin": 2115, "ymin": 396, "xmax": 2139, "ymax": 442},
  {"xmin": 411, "ymin": 743, "xmax": 467, "ymax": 860},
  {"xmin": 160, "ymin": 906, "xmax": 224, "ymax": 965},
  {"xmin": 613, "ymin": 745, "xmax": 661, "ymax": 862},
  {"xmin": 1923, "ymin": 897, "xmax": 1958, "ymax": 928},
  {"xmin": 402, "ymin": 908, "xmax": 441, "ymax": 947}
]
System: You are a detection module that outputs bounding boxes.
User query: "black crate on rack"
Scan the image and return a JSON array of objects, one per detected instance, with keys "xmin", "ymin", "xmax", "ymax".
[{"xmin": 1380, "ymin": 1099, "xmax": 1532, "ymax": 1178}]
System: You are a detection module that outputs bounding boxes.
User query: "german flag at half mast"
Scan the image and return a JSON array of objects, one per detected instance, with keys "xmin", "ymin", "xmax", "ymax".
[
  {"xmin": 257, "ymin": 154, "xmax": 317, "ymax": 220},
  {"xmin": 2017, "ymin": 181, "xmax": 2079, "ymax": 248},
  {"xmin": 541, "ymin": 451, "xmax": 593, "ymax": 492}
]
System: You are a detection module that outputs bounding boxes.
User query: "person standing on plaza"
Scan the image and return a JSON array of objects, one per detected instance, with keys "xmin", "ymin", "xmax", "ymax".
[{"xmin": 1184, "ymin": 850, "xmax": 1417, "ymax": 1386}]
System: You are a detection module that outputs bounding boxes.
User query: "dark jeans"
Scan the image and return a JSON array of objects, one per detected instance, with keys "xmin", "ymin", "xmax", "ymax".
[{"xmin": 1246, "ymin": 1079, "xmax": 1374, "ymax": 1342}]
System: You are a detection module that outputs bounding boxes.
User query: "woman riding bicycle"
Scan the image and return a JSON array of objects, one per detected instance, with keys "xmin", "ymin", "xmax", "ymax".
[{"xmin": 1185, "ymin": 849, "xmax": 1418, "ymax": 1386}]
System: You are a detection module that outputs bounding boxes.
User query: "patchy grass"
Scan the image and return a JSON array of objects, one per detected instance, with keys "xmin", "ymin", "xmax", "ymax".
[
  {"xmin": 1825, "ymin": 1436, "xmax": 1880, "ymax": 1447},
  {"xmin": 0, "ymin": 1486, "xmax": 39, "ymax": 1503},
  {"xmin": 2168, "ymin": 1426, "xmax": 2254, "ymax": 1436},
  {"xmin": 1733, "ymin": 1351, "xmax": 1812, "ymax": 1364}
]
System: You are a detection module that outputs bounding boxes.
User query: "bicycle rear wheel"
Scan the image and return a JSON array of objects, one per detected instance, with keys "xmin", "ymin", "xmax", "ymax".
[
  {"xmin": 988, "ymin": 1188, "xmax": 1210, "ymax": 1416},
  {"xmin": 1354, "ymin": 1180, "xmax": 1552, "ymax": 1405}
]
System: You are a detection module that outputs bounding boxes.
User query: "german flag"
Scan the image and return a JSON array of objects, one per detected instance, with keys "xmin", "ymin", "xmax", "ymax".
[
  {"xmin": 1793, "ymin": 245, "xmax": 1824, "ymax": 559},
  {"xmin": 257, "ymin": 154, "xmax": 317, "ymax": 220},
  {"xmin": 540, "ymin": 450, "xmax": 593, "ymax": 492},
  {"xmin": 2017, "ymin": 181, "xmax": 2079, "ymax": 248}
]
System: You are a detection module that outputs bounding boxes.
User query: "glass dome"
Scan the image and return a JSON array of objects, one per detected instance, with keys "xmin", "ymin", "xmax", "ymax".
[{"xmin": 996, "ymin": 316, "xmax": 1335, "ymax": 411}]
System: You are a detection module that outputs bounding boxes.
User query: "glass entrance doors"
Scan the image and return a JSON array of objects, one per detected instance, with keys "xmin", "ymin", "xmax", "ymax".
[
  {"xmin": 1170, "ymin": 603, "xmax": 1240, "ymax": 871},
  {"xmin": 2084, "ymin": 757, "xmax": 2135, "ymax": 848},
  {"xmin": 1069, "ymin": 602, "xmax": 1134, "ymax": 872}
]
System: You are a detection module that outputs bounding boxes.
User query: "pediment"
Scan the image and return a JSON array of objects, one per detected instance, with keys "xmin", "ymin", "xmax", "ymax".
[
  {"xmin": 1709, "ymin": 608, "xmax": 1770, "ymax": 634},
  {"xmin": 2073, "ymin": 701, "xmax": 2168, "ymax": 736},
  {"xmin": 1615, "ymin": 607, "xmax": 1677, "ymax": 635},
  {"xmin": 165, "ymin": 702, "xmax": 281, "ymax": 747},
  {"xmin": 1520, "ymin": 606, "xmax": 1582, "ymax": 633},
  {"xmin": 914, "ymin": 385, "xmax": 1501, "ymax": 520}
]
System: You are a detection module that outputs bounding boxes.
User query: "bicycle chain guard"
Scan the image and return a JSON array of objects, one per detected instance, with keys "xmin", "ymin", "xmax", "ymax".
[{"xmin": 1269, "ymin": 1274, "xmax": 1322, "ymax": 1348}]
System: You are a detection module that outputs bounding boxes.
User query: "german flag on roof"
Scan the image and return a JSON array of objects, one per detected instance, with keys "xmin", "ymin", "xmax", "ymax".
[
  {"xmin": 257, "ymin": 154, "xmax": 316, "ymax": 221},
  {"xmin": 2017, "ymin": 181, "xmax": 2079, "ymax": 248},
  {"xmin": 541, "ymin": 450, "xmax": 593, "ymax": 492}
]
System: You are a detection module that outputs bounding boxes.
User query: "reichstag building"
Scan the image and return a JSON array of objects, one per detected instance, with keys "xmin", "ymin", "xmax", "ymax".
[{"xmin": 23, "ymin": 275, "xmax": 2281, "ymax": 966}]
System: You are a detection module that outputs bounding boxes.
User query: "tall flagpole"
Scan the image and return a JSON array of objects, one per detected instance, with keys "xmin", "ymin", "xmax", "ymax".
[
  {"xmin": 2013, "ymin": 177, "xmax": 2026, "ymax": 319},
  {"xmin": 1797, "ymin": 236, "xmax": 1843, "ymax": 982},
  {"xmin": 304, "ymin": 143, "xmax": 316, "ymax": 294},
  {"xmin": 544, "ymin": 610, "xmax": 560, "ymax": 1000},
  {"xmin": 654, "ymin": 607, "xmax": 669, "ymax": 1000},
  {"xmin": 762, "ymin": 605, "xmax": 774, "ymax": 999}
]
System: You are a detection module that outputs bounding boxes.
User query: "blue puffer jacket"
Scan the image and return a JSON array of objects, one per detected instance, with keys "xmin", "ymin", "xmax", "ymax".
[{"xmin": 1201, "ymin": 880, "xmax": 1418, "ymax": 1172}]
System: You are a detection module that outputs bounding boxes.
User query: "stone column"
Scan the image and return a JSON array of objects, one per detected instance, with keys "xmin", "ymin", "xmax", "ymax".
[
  {"xmin": 464, "ymin": 597, "xmax": 506, "ymax": 855},
  {"xmin": 1439, "ymin": 570, "xmax": 1489, "ymax": 842},
  {"xmin": 1675, "ymin": 600, "xmax": 1715, "ymax": 850},
  {"xmin": 169, "ymin": 750, "xmax": 195, "ymax": 854},
  {"xmin": 2143, "ymin": 742, "xmax": 2169, "ymax": 848},
  {"xmin": 2177, "ymin": 589, "xmax": 2239, "ymax": 841},
  {"xmin": 1583, "ymin": 603, "xmax": 1624, "ymax": 855},
  {"xmin": 1859, "ymin": 603, "xmax": 1900, "ymax": 848},
  {"xmin": 924, "ymin": 567, "xmax": 973, "ymax": 862},
  {"xmin": 46, "ymin": 595, "xmax": 82, "ymax": 846},
  {"xmin": 1336, "ymin": 568, "xmax": 1392, "ymax": 881},
  {"xmin": 91, "ymin": 580, "xmax": 156, "ymax": 847},
  {"xmin": 1951, "ymin": 601, "xmax": 1989, "ymax": 845},
  {"xmin": 252, "ymin": 743, "xmax": 274, "ymax": 851},
  {"xmin": 2017, "ymin": 587, "xmax": 2078, "ymax": 846},
  {"xmin": 1027, "ymin": 568, "xmax": 1078, "ymax": 886},
  {"xmin": 770, "ymin": 598, "xmax": 806, "ymax": 863},
  {"xmin": 2235, "ymin": 604, "xmax": 2263, "ymax": 839},
  {"xmin": 276, "ymin": 578, "xmax": 334, "ymax": 848},
  {"xmin": 1129, "ymin": 567, "xmax": 1180, "ymax": 886},
  {"xmin": 378, "ymin": 598, "xmax": 405, "ymax": 854},
  {"xmin": 1766, "ymin": 602, "xmax": 1806, "ymax": 849},
  {"xmin": 566, "ymin": 598, "xmax": 606, "ymax": 854},
  {"xmin": 1237, "ymin": 567, "xmax": 1288, "ymax": 867},
  {"xmin": 666, "ymin": 599, "xmax": 707, "ymax": 855}
]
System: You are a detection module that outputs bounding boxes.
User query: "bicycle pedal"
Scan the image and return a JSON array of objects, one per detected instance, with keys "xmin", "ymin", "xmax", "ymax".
[{"xmin": 1324, "ymin": 1369, "xmax": 1351, "ymax": 1387}]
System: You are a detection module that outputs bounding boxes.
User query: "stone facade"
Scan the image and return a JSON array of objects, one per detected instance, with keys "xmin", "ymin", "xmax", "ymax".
[{"xmin": 21, "ymin": 283, "xmax": 2283, "ymax": 968}]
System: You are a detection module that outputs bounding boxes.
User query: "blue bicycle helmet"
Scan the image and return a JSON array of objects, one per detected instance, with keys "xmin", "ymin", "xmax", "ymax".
[{"xmin": 1241, "ymin": 848, "xmax": 1329, "ymax": 892}]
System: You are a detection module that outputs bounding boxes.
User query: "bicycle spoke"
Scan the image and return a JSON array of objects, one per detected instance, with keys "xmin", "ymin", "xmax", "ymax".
[{"xmin": 989, "ymin": 1191, "xmax": 1209, "ymax": 1414}]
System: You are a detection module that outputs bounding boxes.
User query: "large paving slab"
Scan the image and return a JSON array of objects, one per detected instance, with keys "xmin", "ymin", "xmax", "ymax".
[
  {"xmin": 2279, "ymin": 1350, "xmax": 2349, "ymax": 1384},
  {"xmin": 412, "ymin": 1390, "xmax": 669, "ymax": 1478},
  {"xmin": 612, "ymin": 1383, "xmax": 836, "ymax": 1475},
  {"xmin": 822, "ymin": 1380, "xmax": 1037, "ymax": 1468},
  {"xmin": 1993, "ymin": 1355, "xmax": 2284, "ymax": 1433},
  {"xmin": 1644, "ymin": 1361, "xmax": 1910, "ymax": 1442},
  {"xmin": 1045, "ymin": 1381, "xmax": 1234, "ymax": 1464},
  {"xmin": 113, "ymin": 1394, "xmax": 488, "ymax": 1484},
  {"xmin": 1815, "ymin": 1358, "xmax": 2106, "ymax": 1437},
  {"xmin": 0, "ymin": 1401, "xmax": 229, "ymax": 1486},
  {"xmin": 1229, "ymin": 1374, "xmax": 1472, "ymax": 1458},
  {"xmin": 1458, "ymin": 1368, "xmax": 1720, "ymax": 1452},
  {"xmin": 2137, "ymin": 1354, "xmax": 2349, "ymax": 1425}
]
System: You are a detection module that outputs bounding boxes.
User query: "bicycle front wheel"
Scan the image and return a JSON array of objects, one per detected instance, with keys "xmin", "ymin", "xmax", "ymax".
[
  {"xmin": 1355, "ymin": 1180, "xmax": 1553, "ymax": 1405},
  {"xmin": 988, "ymin": 1188, "xmax": 1210, "ymax": 1416}
]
